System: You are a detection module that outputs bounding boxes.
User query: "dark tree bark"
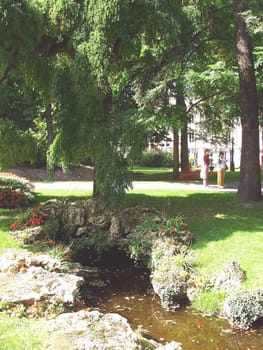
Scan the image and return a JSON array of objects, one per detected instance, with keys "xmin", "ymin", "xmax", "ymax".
[
  {"xmin": 181, "ymin": 124, "xmax": 189, "ymax": 172},
  {"xmin": 44, "ymin": 103, "xmax": 54, "ymax": 148},
  {"xmin": 176, "ymin": 82, "xmax": 189, "ymax": 172},
  {"xmin": 233, "ymin": 0, "xmax": 262, "ymax": 201},
  {"xmin": 172, "ymin": 128, "xmax": 180, "ymax": 179},
  {"xmin": 44, "ymin": 103, "xmax": 55, "ymax": 180}
]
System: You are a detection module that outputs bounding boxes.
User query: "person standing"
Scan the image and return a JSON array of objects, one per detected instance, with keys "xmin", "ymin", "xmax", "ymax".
[
  {"xmin": 217, "ymin": 151, "xmax": 227, "ymax": 188},
  {"xmin": 201, "ymin": 149, "xmax": 210, "ymax": 187}
]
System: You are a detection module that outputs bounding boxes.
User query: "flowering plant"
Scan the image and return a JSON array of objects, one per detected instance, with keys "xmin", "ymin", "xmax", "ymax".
[
  {"xmin": 158, "ymin": 215, "xmax": 191, "ymax": 236},
  {"xmin": 10, "ymin": 205, "xmax": 45, "ymax": 231},
  {"xmin": 129, "ymin": 215, "xmax": 193, "ymax": 266},
  {"xmin": 0, "ymin": 175, "xmax": 35, "ymax": 208}
]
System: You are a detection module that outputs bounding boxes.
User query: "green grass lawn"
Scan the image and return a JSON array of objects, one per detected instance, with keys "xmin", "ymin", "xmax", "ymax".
[
  {"xmin": 0, "ymin": 314, "xmax": 48, "ymax": 350},
  {"xmin": 124, "ymin": 188, "xmax": 263, "ymax": 290},
  {"xmin": 0, "ymin": 209, "xmax": 22, "ymax": 249},
  {"xmin": 131, "ymin": 166, "xmax": 244, "ymax": 184}
]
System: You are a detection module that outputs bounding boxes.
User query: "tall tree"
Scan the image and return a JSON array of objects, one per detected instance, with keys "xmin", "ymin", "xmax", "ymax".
[{"xmin": 233, "ymin": 0, "xmax": 262, "ymax": 200}]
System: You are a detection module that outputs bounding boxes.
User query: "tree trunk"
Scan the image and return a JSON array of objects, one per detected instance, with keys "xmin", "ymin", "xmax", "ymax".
[
  {"xmin": 181, "ymin": 124, "xmax": 189, "ymax": 172},
  {"xmin": 44, "ymin": 103, "xmax": 54, "ymax": 147},
  {"xmin": 176, "ymin": 81, "xmax": 189, "ymax": 172},
  {"xmin": 44, "ymin": 103, "xmax": 55, "ymax": 180},
  {"xmin": 172, "ymin": 128, "xmax": 180, "ymax": 178},
  {"xmin": 233, "ymin": 0, "xmax": 262, "ymax": 201}
]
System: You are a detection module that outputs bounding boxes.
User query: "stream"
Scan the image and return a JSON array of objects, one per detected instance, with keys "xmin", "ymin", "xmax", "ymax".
[{"xmin": 85, "ymin": 263, "xmax": 263, "ymax": 350}]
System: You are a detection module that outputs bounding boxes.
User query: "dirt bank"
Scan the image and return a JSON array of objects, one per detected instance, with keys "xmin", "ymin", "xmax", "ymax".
[{"xmin": 7, "ymin": 165, "xmax": 94, "ymax": 182}]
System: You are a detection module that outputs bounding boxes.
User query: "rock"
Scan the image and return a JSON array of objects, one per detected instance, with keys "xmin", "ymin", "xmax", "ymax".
[
  {"xmin": 62, "ymin": 202, "xmax": 86, "ymax": 226},
  {"xmin": 151, "ymin": 238, "xmax": 193, "ymax": 309},
  {"xmin": 213, "ymin": 261, "xmax": 246, "ymax": 292},
  {"xmin": 8, "ymin": 226, "xmax": 44, "ymax": 244},
  {"xmin": 41, "ymin": 199, "xmax": 162, "ymax": 240},
  {"xmin": 87, "ymin": 213, "xmax": 110, "ymax": 229},
  {"xmin": 0, "ymin": 266, "xmax": 84, "ymax": 305},
  {"xmin": 42, "ymin": 199, "xmax": 65, "ymax": 221},
  {"xmin": 223, "ymin": 289, "xmax": 263, "ymax": 330},
  {"xmin": 156, "ymin": 341, "xmax": 183, "ymax": 350},
  {"xmin": 0, "ymin": 249, "xmax": 65, "ymax": 272},
  {"xmin": 0, "ymin": 249, "xmax": 84, "ymax": 306},
  {"xmin": 109, "ymin": 215, "xmax": 123, "ymax": 239},
  {"xmin": 47, "ymin": 310, "xmax": 141, "ymax": 350}
]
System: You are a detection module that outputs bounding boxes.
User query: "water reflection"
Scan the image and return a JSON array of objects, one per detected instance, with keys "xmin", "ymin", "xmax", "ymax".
[{"xmin": 86, "ymin": 267, "xmax": 263, "ymax": 350}]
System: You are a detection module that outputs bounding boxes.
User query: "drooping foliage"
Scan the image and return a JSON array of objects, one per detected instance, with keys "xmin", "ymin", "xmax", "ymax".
[
  {"xmin": 0, "ymin": 119, "xmax": 37, "ymax": 170},
  {"xmin": 0, "ymin": 0, "xmax": 262, "ymax": 204}
]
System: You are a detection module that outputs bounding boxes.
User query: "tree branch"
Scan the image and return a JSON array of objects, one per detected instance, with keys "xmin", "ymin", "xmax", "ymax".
[
  {"xmin": 38, "ymin": 35, "xmax": 75, "ymax": 58},
  {"xmin": 186, "ymin": 92, "xmax": 223, "ymax": 114},
  {"xmin": 0, "ymin": 49, "xmax": 19, "ymax": 84}
]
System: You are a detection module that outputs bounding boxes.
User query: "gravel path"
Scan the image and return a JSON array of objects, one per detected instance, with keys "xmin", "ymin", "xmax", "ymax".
[{"xmin": 33, "ymin": 180, "xmax": 238, "ymax": 192}]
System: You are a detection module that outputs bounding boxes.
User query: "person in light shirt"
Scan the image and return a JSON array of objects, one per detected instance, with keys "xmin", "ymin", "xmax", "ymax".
[{"xmin": 217, "ymin": 151, "xmax": 227, "ymax": 188}]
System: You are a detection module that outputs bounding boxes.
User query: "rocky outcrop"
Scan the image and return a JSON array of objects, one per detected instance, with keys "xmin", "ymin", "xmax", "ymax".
[
  {"xmin": 151, "ymin": 237, "xmax": 195, "ymax": 309},
  {"xmin": 46, "ymin": 309, "xmax": 184, "ymax": 350},
  {"xmin": 213, "ymin": 261, "xmax": 246, "ymax": 292},
  {"xmin": 47, "ymin": 310, "xmax": 141, "ymax": 350},
  {"xmin": 41, "ymin": 198, "xmax": 162, "ymax": 241},
  {"xmin": 0, "ymin": 249, "xmax": 84, "ymax": 306},
  {"xmin": 9, "ymin": 199, "xmax": 195, "ymax": 311}
]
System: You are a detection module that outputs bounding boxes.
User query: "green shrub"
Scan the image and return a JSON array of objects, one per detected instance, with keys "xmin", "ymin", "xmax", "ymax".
[{"xmin": 137, "ymin": 152, "xmax": 173, "ymax": 167}]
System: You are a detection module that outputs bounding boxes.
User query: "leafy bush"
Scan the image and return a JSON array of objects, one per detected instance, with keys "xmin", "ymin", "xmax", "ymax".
[
  {"xmin": 223, "ymin": 290, "xmax": 263, "ymax": 330},
  {"xmin": 137, "ymin": 152, "xmax": 173, "ymax": 167},
  {"xmin": 0, "ymin": 175, "xmax": 36, "ymax": 208}
]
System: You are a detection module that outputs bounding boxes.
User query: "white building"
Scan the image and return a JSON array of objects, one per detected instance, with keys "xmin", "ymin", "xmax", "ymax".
[{"xmin": 148, "ymin": 122, "xmax": 263, "ymax": 170}]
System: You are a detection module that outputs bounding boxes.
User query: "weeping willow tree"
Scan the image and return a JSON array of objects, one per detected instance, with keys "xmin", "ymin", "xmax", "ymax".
[
  {"xmin": 47, "ymin": 0, "xmax": 192, "ymax": 206},
  {"xmin": 0, "ymin": 0, "xmax": 202, "ymax": 206}
]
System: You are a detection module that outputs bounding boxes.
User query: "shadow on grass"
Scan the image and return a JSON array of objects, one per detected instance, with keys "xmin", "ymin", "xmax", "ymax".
[
  {"xmin": 33, "ymin": 192, "xmax": 89, "ymax": 203},
  {"xmin": 125, "ymin": 191, "xmax": 263, "ymax": 249},
  {"xmin": 26, "ymin": 190, "xmax": 263, "ymax": 251}
]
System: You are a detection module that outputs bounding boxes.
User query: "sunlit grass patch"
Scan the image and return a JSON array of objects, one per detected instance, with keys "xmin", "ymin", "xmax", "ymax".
[{"xmin": 0, "ymin": 314, "xmax": 48, "ymax": 350}]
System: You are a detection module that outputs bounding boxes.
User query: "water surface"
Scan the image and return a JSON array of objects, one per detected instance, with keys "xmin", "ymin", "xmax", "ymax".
[{"xmin": 86, "ymin": 266, "xmax": 263, "ymax": 350}]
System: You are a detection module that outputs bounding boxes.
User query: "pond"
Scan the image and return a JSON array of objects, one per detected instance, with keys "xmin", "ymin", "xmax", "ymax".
[{"xmin": 85, "ymin": 264, "xmax": 263, "ymax": 350}]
